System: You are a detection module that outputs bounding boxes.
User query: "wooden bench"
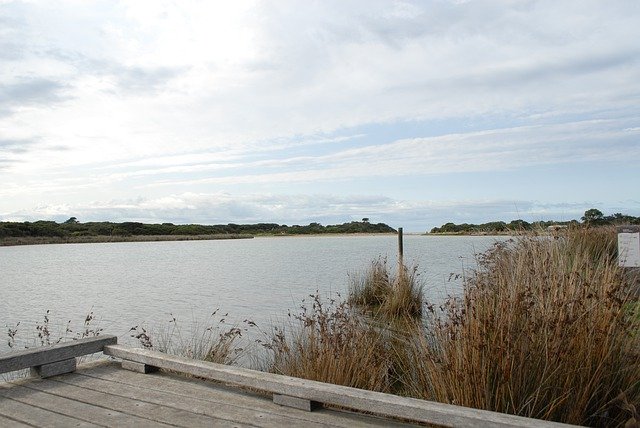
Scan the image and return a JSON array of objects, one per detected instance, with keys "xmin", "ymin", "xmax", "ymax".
[
  {"xmin": 1, "ymin": 337, "xmax": 577, "ymax": 427},
  {"xmin": 104, "ymin": 344, "xmax": 576, "ymax": 428},
  {"xmin": 0, "ymin": 335, "xmax": 117, "ymax": 378}
]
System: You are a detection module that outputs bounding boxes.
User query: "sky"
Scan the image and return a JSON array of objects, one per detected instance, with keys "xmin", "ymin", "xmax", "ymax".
[{"xmin": 1, "ymin": 0, "xmax": 639, "ymax": 232}]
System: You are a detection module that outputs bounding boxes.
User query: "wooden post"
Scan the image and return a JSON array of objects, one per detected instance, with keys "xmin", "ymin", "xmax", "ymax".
[{"xmin": 398, "ymin": 227, "xmax": 404, "ymax": 269}]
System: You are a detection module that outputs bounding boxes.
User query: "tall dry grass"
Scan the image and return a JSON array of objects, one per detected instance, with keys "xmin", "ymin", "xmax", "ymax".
[
  {"xmin": 130, "ymin": 310, "xmax": 246, "ymax": 365},
  {"xmin": 349, "ymin": 258, "xmax": 423, "ymax": 320},
  {"xmin": 409, "ymin": 228, "xmax": 640, "ymax": 426},
  {"xmin": 261, "ymin": 293, "xmax": 394, "ymax": 392},
  {"xmin": 5, "ymin": 309, "xmax": 104, "ymax": 350}
]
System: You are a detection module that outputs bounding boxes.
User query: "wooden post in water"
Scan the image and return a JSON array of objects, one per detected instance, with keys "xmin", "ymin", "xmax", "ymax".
[{"xmin": 398, "ymin": 227, "xmax": 404, "ymax": 269}]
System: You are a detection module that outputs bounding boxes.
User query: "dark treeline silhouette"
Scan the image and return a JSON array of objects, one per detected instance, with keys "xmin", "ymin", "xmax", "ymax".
[
  {"xmin": 0, "ymin": 219, "xmax": 396, "ymax": 239},
  {"xmin": 429, "ymin": 209, "xmax": 640, "ymax": 234}
]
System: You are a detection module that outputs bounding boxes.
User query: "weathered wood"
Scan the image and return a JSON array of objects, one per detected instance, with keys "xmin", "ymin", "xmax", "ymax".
[
  {"xmin": 121, "ymin": 359, "xmax": 157, "ymax": 373},
  {"xmin": 81, "ymin": 361, "xmax": 400, "ymax": 427},
  {"xmin": 274, "ymin": 393, "xmax": 321, "ymax": 411},
  {"xmin": 0, "ymin": 335, "xmax": 117, "ymax": 374},
  {"xmin": 31, "ymin": 357, "xmax": 76, "ymax": 378},
  {"xmin": 59, "ymin": 369, "xmax": 340, "ymax": 428},
  {"xmin": 0, "ymin": 386, "xmax": 101, "ymax": 427},
  {"xmin": 104, "ymin": 345, "xmax": 577, "ymax": 428},
  {"xmin": 0, "ymin": 413, "xmax": 33, "ymax": 427},
  {"xmin": 23, "ymin": 376, "xmax": 252, "ymax": 427},
  {"xmin": 398, "ymin": 227, "xmax": 404, "ymax": 266}
]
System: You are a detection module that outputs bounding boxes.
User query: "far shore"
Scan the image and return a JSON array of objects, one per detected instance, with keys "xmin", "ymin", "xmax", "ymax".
[
  {"xmin": 0, "ymin": 232, "xmax": 401, "ymax": 247},
  {"xmin": 0, "ymin": 231, "xmax": 517, "ymax": 247},
  {"xmin": 254, "ymin": 232, "xmax": 397, "ymax": 238},
  {"xmin": 0, "ymin": 234, "xmax": 254, "ymax": 247},
  {"xmin": 424, "ymin": 231, "xmax": 516, "ymax": 236}
]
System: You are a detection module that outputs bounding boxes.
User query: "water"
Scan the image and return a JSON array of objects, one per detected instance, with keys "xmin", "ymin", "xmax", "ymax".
[{"xmin": 0, "ymin": 235, "xmax": 504, "ymax": 352}]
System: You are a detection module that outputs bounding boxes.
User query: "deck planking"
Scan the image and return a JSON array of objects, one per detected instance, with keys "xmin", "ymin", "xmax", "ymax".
[{"xmin": 0, "ymin": 361, "xmax": 411, "ymax": 427}]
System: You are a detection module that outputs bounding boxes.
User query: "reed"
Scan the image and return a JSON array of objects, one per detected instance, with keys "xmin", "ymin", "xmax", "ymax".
[
  {"xmin": 412, "ymin": 228, "xmax": 640, "ymax": 426},
  {"xmin": 261, "ymin": 293, "xmax": 394, "ymax": 392},
  {"xmin": 5, "ymin": 310, "xmax": 104, "ymax": 350},
  {"xmin": 129, "ymin": 310, "xmax": 246, "ymax": 365}
]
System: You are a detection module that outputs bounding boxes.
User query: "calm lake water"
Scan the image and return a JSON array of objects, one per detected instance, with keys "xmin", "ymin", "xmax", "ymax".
[{"xmin": 0, "ymin": 235, "xmax": 505, "ymax": 352}]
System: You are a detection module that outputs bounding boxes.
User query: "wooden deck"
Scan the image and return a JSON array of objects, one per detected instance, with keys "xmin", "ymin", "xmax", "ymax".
[
  {"xmin": 0, "ymin": 361, "xmax": 404, "ymax": 427},
  {"xmin": 0, "ymin": 336, "xmax": 578, "ymax": 428}
]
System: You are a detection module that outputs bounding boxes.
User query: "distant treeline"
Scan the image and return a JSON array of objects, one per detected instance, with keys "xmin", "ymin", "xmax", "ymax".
[
  {"xmin": 0, "ymin": 218, "xmax": 396, "ymax": 240},
  {"xmin": 429, "ymin": 210, "xmax": 640, "ymax": 234}
]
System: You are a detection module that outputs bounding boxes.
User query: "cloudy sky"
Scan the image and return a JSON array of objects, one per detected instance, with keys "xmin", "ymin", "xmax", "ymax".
[{"xmin": 1, "ymin": 0, "xmax": 639, "ymax": 231}]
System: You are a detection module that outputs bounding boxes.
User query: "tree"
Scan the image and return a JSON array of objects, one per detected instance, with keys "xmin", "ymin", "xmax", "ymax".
[
  {"xmin": 508, "ymin": 219, "xmax": 531, "ymax": 230},
  {"xmin": 581, "ymin": 208, "xmax": 604, "ymax": 224},
  {"xmin": 64, "ymin": 217, "xmax": 79, "ymax": 224},
  {"xmin": 362, "ymin": 218, "xmax": 370, "ymax": 223}
]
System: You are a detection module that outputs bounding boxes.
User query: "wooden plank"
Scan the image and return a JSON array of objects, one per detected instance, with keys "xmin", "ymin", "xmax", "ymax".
[
  {"xmin": 60, "ymin": 369, "xmax": 349, "ymax": 428},
  {"xmin": 105, "ymin": 344, "xmax": 577, "ymax": 428},
  {"xmin": 0, "ymin": 386, "xmax": 100, "ymax": 427},
  {"xmin": 0, "ymin": 413, "xmax": 33, "ymax": 427},
  {"xmin": 0, "ymin": 336, "xmax": 117, "ymax": 374},
  {"xmin": 22, "ymin": 376, "xmax": 253, "ymax": 428},
  {"xmin": 80, "ymin": 362, "xmax": 403, "ymax": 427}
]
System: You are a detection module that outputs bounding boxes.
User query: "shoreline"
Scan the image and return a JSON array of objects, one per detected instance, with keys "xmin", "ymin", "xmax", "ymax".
[
  {"xmin": 424, "ymin": 231, "xmax": 516, "ymax": 237},
  {"xmin": 0, "ymin": 232, "xmax": 516, "ymax": 247},
  {"xmin": 0, "ymin": 232, "xmax": 400, "ymax": 247},
  {"xmin": 0, "ymin": 234, "xmax": 254, "ymax": 247},
  {"xmin": 253, "ymin": 232, "xmax": 397, "ymax": 238}
]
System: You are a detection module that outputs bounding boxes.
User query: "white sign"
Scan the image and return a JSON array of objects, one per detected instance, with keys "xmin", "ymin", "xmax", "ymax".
[{"xmin": 618, "ymin": 232, "xmax": 640, "ymax": 268}]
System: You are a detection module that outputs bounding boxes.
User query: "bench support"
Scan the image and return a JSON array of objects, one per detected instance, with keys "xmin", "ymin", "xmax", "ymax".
[
  {"xmin": 273, "ymin": 394, "xmax": 321, "ymax": 411},
  {"xmin": 122, "ymin": 360, "xmax": 158, "ymax": 374},
  {"xmin": 30, "ymin": 358, "xmax": 76, "ymax": 378}
]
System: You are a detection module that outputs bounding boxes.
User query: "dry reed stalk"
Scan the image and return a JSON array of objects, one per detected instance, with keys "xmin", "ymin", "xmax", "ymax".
[
  {"xmin": 263, "ymin": 293, "xmax": 393, "ymax": 392},
  {"xmin": 130, "ymin": 310, "xmax": 247, "ymax": 365},
  {"xmin": 413, "ymin": 228, "xmax": 640, "ymax": 426}
]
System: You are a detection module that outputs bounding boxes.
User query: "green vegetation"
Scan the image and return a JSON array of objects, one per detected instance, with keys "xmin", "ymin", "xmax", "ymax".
[
  {"xmin": 429, "ymin": 209, "xmax": 640, "ymax": 234},
  {"xmin": 0, "ymin": 219, "xmax": 396, "ymax": 245}
]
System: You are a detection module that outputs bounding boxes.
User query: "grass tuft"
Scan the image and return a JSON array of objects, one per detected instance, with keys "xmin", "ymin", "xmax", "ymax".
[{"xmin": 348, "ymin": 258, "xmax": 423, "ymax": 320}]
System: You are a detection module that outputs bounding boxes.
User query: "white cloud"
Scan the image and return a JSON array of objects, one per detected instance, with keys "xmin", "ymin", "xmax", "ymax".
[
  {"xmin": 2, "ymin": 1, "xmax": 639, "ymax": 166},
  {"xmin": 0, "ymin": 1, "xmax": 639, "ymax": 227},
  {"xmin": 129, "ymin": 118, "xmax": 639, "ymax": 188}
]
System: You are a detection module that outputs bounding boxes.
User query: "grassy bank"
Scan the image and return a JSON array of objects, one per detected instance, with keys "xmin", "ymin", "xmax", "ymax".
[{"xmin": 0, "ymin": 219, "xmax": 396, "ymax": 246}]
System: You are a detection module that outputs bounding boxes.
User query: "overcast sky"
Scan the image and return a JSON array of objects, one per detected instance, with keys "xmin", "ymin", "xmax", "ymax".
[{"xmin": 1, "ymin": 1, "xmax": 639, "ymax": 231}]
